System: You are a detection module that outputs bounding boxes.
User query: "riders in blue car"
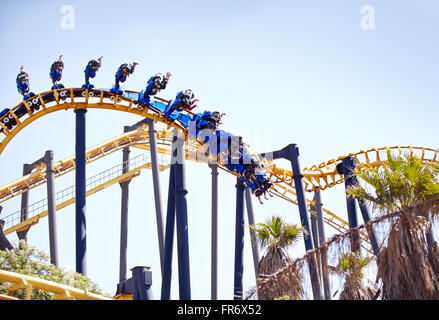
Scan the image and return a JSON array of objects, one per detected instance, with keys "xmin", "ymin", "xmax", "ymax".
[
  {"xmin": 188, "ymin": 110, "xmax": 272, "ymax": 202},
  {"xmin": 141, "ymin": 72, "xmax": 171, "ymax": 104},
  {"xmin": 49, "ymin": 55, "xmax": 65, "ymax": 89},
  {"xmin": 165, "ymin": 89, "xmax": 198, "ymax": 117},
  {"xmin": 83, "ymin": 56, "xmax": 103, "ymax": 88},
  {"xmin": 16, "ymin": 66, "xmax": 36, "ymax": 100},
  {"xmin": 111, "ymin": 62, "xmax": 138, "ymax": 94}
]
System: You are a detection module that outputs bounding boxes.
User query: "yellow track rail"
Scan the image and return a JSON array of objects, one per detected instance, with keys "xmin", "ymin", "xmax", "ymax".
[
  {"xmin": 0, "ymin": 88, "xmax": 186, "ymax": 155},
  {"xmin": 2, "ymin": 88, "xmax": 437, "ymax": 255},
  {"xmin": 0, "ymin": 269, "xmax": 111, "ymax": 300},
  {"xmin": 0, "ymin": 127, "xmax": 175, "ymax": 203},
  {"xmin": 3, "ymin": 159, "xmax": 170, "ymax": 235},
  {"xmin": 269, "ymin": 145, "xmax": 439, "ymax": 192},
  {"xmin": 0, "ymin": 123, "xmax": 355, "ymax": 239}
]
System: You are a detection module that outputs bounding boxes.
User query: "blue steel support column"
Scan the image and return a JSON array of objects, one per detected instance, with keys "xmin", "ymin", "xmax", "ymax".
[
  {"xmin": 0, "ymin": 206, "xmax": 13, "ymax": 250},
  {"xmin": 74, "ymin": 108, "xmax": 87, "ymax": 275},
  {"xmin": 288, "ymin": 144, "xmax": 322, "ymax": 300},
  {"xmin": 245, "ymin": 187, "xmax": 260, "ymax": 284},
  {"xmin": 310, "ymin": 207, "xmax": 320, "ymax": 250},
  {"xmin": 131, "ymin": 266, "xmax": 153, "ymax": 300},
  {"xmin": 337, "ymin": 157, "xmax": 361, "ymax": 252},
  {"xmin": 357, "ymin": 198, "xmax": 380, "ymax": 256},
  {"xmin": 119, "ymin": 144, "xmax": 131, "ymax": 282},
  {"xmin": 259, "ymin": 144, "xmax": 322, "ymax": 299},
  {"xmin": 341, "ymin": 157, "xmax": 380, "ymax": 256},
  {"xmin": 234, "ymin": 177, "xmax": 245, "ymax": 300},
  {"xmin": 44, "ymin": 150, "xmax": 59, "ymax": 267},
  {"xmin": 313, "ymin": 190, "xmax": 331, "ymax": 300},
  {"xmin": 160, "ymin": 164, "xmax": 176, "ymax": 300},
  {"xmin": 309, "ymin": 199, "xmax": 321, "ymax": 293},
  {"xmin": 209, "ymin": 163, "xmax": 219, "ymax": 300},
  {"xmin": 146, "ymin": 119, "xmax": 165, "ymax": 274},
  {"xmin": 172, "ymin": 131, "xmax": 191, "ymax": 300}
]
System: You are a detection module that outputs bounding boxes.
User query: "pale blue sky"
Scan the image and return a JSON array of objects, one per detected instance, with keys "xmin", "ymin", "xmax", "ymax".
[{"xmin": 0, "ymin": 0, "xmax": 438, "ymax": 299}]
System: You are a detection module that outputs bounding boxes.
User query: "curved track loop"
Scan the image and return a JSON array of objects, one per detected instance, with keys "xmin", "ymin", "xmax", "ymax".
[
  {"xmin": 266, "ymin": 145, "xmax": 439, "ymax": 192},
  {"xmin": 0, "ymin": 128, "xmax": 355, "ymax": 248},
  {"xmin": 2, "ymin": 88, "xmax": 438, "ymax": 254},
  {"xmin": 0, "ymin": 87, "xmax": 187, "ymax": 155},
  {"xmin": 0, "ymin": 122, "xmax": 353, "ymax": 239}
]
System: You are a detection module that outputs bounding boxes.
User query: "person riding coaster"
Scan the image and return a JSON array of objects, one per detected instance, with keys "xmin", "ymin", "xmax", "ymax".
[
  {"xmin": 83, "ymin": 56, "xmax": 103, "ymax": 88},
  {"xmin": 188, "ymin": 110, "xmax": 273, "ymax": 202},
  {"xmin": 111, "ymin": 62, "xmax": 138, "ymax": 94},
  {"xmin": 225, "ymin": 144, "xmax": 273, "ymax": 202},
  {"xmin": 189, "ymin": 110, "xmax": 224, "ymax": 135},
  {"xmin": 165, "ymin": 89, "xmax": 198, "ymax": 117},
  {"xmin": 140, "ymin": 72, "xmax": 171, "ymax": 105},
  {"xmin": 49, "ymin": 55, "xmax": 64, "ymax": 89},
  {"xmin": 16, "ymin": 66, "xmax": 35, "ymax": 100},
  {"xmin": 243, "ymin": 159, "xmax": 273, "ymax": 201}
]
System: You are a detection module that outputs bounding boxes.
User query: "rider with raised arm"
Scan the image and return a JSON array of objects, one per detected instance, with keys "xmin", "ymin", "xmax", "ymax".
[
  {"xmin": 146, "ymin": 72, "xmax": 171, "ymax": 96},
  {"xmin": 141, "ymin": 72, "xmax": 171, "ymax": 104},
  {"xmin": 83, "ymin": 56, "xmax": 103, "ymax": 88},
  {"xmin": 49, "ymin": 55, "xmax": 65, "ymax": 89},
  {"xmin": 16, "ymin": 66, "xmax": 32, "ymax": 97},
  {"xmin": 165, "ymin": 89, "xmax": 198, "ymax": 116},
  {"xmin": 112, "ymin": 61, "xmax": 138, "ymax": 94}
]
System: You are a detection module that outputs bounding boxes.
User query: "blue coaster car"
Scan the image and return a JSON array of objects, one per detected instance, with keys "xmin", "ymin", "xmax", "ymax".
[
  {"xmin": 186, "ymin": 110, "xmax": 273, "ymax": 201},
  {"xmin": 0, "ymin": 108, "xmax": 13, "ymax": 131}
]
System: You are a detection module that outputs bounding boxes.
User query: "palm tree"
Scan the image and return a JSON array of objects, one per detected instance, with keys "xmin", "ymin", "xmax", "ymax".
[
  {"xmin": 347, "ymin": 149, "xmax": 439, "ymax": 299},
  {"xmin": 329, "ymin": 250, "xmax": 377, "ymax": 300},
  {"xmin": 250, "ymin": 215, "xmax": 306, "ymax": 300}
]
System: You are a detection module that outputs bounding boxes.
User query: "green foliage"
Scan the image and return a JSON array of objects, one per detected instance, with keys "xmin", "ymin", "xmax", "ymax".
[
  {"xmin": 330, "ymin": 250, "xmax": 377, "ymax": 300},
  {"xmin": 346, "ymin": 150, "xmax": 439, "ymax": 299},
  {"xmin": 250, "ymin": 216, "xmax": 307, "ymax": 251},
  {"xmin": 250, "ymin": 215, "xmax": 306, "ymax": 300},
  {"xmin": 0, "ymin": 240, "xmax": 104, "ymax": 300},
  {"xmin": 348, "ymin": 149, "xmax": 439, "ymax": 213},
  {"xmin": 332, "ymin": 250, "xmax": 373, "ymax": 282}
]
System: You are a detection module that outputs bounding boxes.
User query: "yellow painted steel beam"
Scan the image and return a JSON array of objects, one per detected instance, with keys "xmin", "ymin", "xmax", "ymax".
[
  {"xmin": 2, "ymin": 88, "xmax": 437, "ymax": 252},
  {"xmin": 0, "ymin": 293, "xmax": 20, "ymax": 300},
  {"xmin": 4, "ymin": 161, "xmax": 169, "ymax": 235},
  {"xmin": 0, "ymin": 87, "xmax": 187, "ymax": 156},
  {"xmin": 0, "ymin": 125, "xmax": 213, "ymax": 204},
  {"xmin": 265, "ymin": 145, "xmax": 439, "ymax": 192},
  {"xmin": 0, "ymin": 269, "xmax": 111, "ymax": 300},
  {"xmin": 4, "ymin": 141, "xmax": 437, "ymax": 243},
  {"xmin": 0, "ymin": 128, "xmax": 175, "ymax": 203}
]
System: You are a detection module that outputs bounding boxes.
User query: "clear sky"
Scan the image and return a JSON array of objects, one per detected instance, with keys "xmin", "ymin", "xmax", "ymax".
[{"xmin": 0, "ymin": 0, "xmax": 438, "ymax": 299}]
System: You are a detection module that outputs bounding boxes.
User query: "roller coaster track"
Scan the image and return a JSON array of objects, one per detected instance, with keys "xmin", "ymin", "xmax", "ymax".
[
  {"xmin": 2, "ymin": 88, "xmax": 438, "ymax": 256},
  {"xmin": 273, "ymin": 145, "xmax": 439, "ymax": 192},
  {"xmin": 0, "ymin": 127, "xmax": 175, "ymax": 203},
  {"xmin": 5, "ymin": 138, "xmax": 433, "ymax": 254},
  {"xmin": 1, "ymin": 151, "xmax": 170, "ymax": 235},
  {"xmin": 0, "ymin": 87, "xmax": 190, "ymax": 155},
  {"xmin": 0, "ymin": 118, "xmax": 353, "ymax": 241},
  {"xmin": 2, "ymin": 87, "xmax": 436, "ymax": 299},
  {"xmin": 0, "ymin": 125, "xmax": 354, "ymax": 241}
]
